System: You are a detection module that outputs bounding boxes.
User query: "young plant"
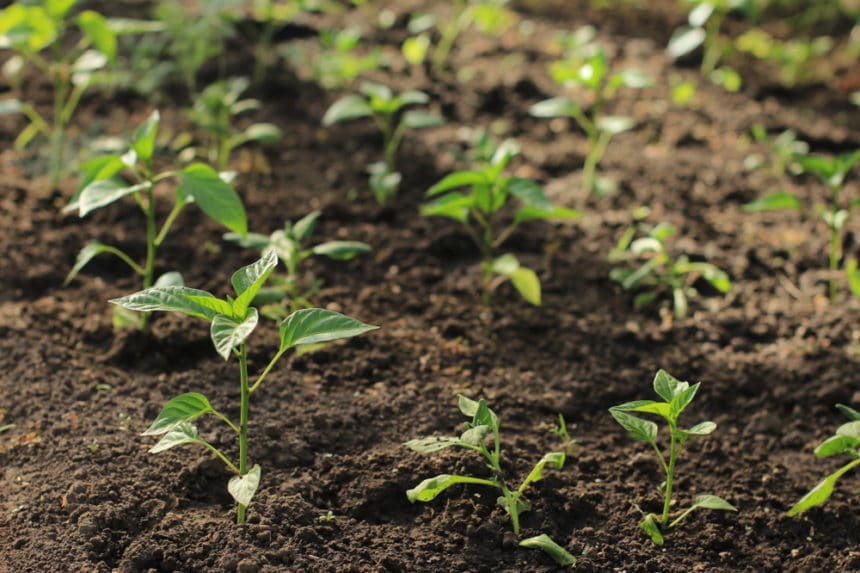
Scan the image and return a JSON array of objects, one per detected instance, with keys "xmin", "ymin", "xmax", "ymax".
[
  {"xmin": 224, "ymin": 210, "xmax": 371, "ymax": 318},
  {"xmin": 110, "ymin": 250, "xmax": 377, "ymax": 524},
  {"xmin": 0, "ymin": 1, "xmax": 118, "ymax": 188},
  {"xmin": 789, "ymin": 404, "xmax": 860, "ymax": 516},
  {"xmin": 744, "ymin": 125, "xmax": 809, "ymax": 177},
  {"xmin": 406, "ymin": 395, "xmax": 574, "ymax": 564},
  {"xmin": 609, "ymin": 219, "xmax": 731, "ymax": 319},
  {"xmin": 742, "ymin": 149, "xmax": 860, "ymax": 302},
  {"xmin": 281, "ymin": 27, "xmax": 386, "ymax": 90},
  {"xmin": 609, "ymin": 369, "xmax": 737, "ymax": 545},
  {"xmin": 420, "ymin": 139, "xmax": 580, "ymax": 307},
  {"xmin": 64, "ymin": 110, "xmax": 247, "ymax": 330},
  {"xmin": 187, "ymin": 77, "xmax": 282, "ymax": 170},
  {"xmin": 530, "ymin": 48, "xmax": 652, "ymax": 196},
  {"xmin": 323, "ymin": 81, "xmax": 444, "ymax": 203}
]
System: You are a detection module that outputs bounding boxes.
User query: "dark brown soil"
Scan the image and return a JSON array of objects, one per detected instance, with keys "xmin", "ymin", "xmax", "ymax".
[{"xmin": 3, "ymin": 2, "xmax": 860, "ymax": 572}]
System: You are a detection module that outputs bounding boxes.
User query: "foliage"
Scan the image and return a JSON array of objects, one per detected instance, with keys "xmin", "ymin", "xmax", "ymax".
[
  {"xmin": 406, "ymin": 395, "xmax": 574, "ymax": 564},
  {"xmin": 609, "ymin": 370, "xmax": 737, "ymax": 545},
  {"xmin": 64, "ymin": 111, "xmax": 247, "ymax": 330},
  {"xmin": 530, "ymin": 46, "xmax": 652, "ymax": 196},
  {"xmin": 281, "ymin": 27, "xmax": 386, "ymax": 90},
  {"xmin": 186, "ymin": 77, "xmax": 282, "ymax": 170},
  {"xmin": 735, "ymin": 28, "xmax": 833, "ymax": 87},
  {"xmin": 111, "ymin": 250, "xmax": 377, "ymax": 523},
  {"xmin": 420, "ymin": 138, "xmax": 580, "ymax": 307},
  {"xmin": 323, "ymin": 81, "xmax": 444, "ymax": 202},
  {"xmin": 609, "ymin": 217, "xmax": 731, "ymax": 319},
  {"xmin": 744, "ymin": 125, "xmax": 809, "ymax": 176},
  {"xmin": 742, "ymin": 149, "xmax": 860, "ymax": 302},
  {"xmin": 224, "ymin": 210, "xmax": 371, "ymax": 318},
  {"xmin": 789, "ymin": 404, "xmax": 860, "ymax": 516}
]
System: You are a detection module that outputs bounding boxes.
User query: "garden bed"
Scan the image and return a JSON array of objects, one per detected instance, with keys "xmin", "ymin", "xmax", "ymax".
[{"xmin": 2, "ymin": 1, "xmax": 860, "ymax": 571}]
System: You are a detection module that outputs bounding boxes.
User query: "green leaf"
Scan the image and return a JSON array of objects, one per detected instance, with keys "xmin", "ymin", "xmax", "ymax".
[
  {"xmin": 846, "ymin": 260, "xmax": 860, "ymax": 299},
  {"xmin": 109, "ymin": 286, "xmax": 223, "ymax": 320},
  {"xmin": 77, "ymin": 179, "xmax": 151, "ymax": 217},
  {"xmin": 211, "ymin": 309, "xmax": 259, "ymax": 360},
  {"xmin": 459, "ymin": 425, "xmax": 491, "ymax": 446},
  {"xmin": 231, "ymin": 249, "xmax": 278, "ymax": 317},
  {"xmin": 0, "ymin": 99, "xmax": 23, "ymax": 115},
  {"xmin": 402, "ymin": 33, "xmax": 430, "ymax": 65},
  {"xmin": 519, "ymin": 534, "xmax": 577, "ymax": 566},
  {"xmin": 814, "ymin": 435, "xmax": 860, "ymax": 458},
  {"xmin": 228, "ymin": 464, "xmax": 261, "ymax": 506},
  {"xmin": 510, "ymin": 267, "xmax": 542, "ymax": 306},
  {"xmin": 609, "ymin": 408, "xmax": 657, "ymax": 444},
  {"xmin": 690, "ymin": 494, "xmax": 737, "ymax": 512},
  {"xmin": 322, "ymin": 95, "xmax": 373, "ymax": 126},
  {"xmin": 457, "ymin": 395, "xmax": 481, "ymax": 417},
  {"xmin": 420, "ymin": 192, "xmax": 472, "ymax": 223},
  {"xmin": 619, "ymin": 69, "xmax": 653, "ymax": 89},
  {"xmin": 491, "ymin": 253, "xmax": 520, "ymax": 275},
  {"xmin": 640, "ymin": 513, "xmax": 664, "ymax": 545},
  {"xmin": 399, "ymin": 90, "xmax": 430, "ymax": 107},
  {"xmin": 154, "ymin": 271, "xmax": 184, "ymax": 287},
  {"xmin": 653, "ymin": 369, "xmax": 683, "ymax": 402},
  {"xmin": 670, "ymin": 382, "xmax": 700, "ymax": 418},
  {"xmin": 45, "ymin": 0, "xmax": 76, "ymax": 20},
  {"xmin": 149, "ymin": 422, "xmax": 206, "ymax": 454},
  {"xmin": 178, "ymin": 163, "xmax": 247, "ymax": 237},
  {"xmin": 185, "ymin": 295, "xmax": 233, "ymax": 317},
  {"xmin": 77, "ymin": 10, "xmax": 116, "ymax": 62},
  {"xmin": 142, "ymin": 393, "xmax": 214, "ymax": 435},
  {"xmin": 64, "ymin": 240, "xmax": 113, "ymax": 285},
  {"xmin": 521, "ymin": 452, "xmax": 565, "ymax": 490},
  {"xmin": 360, "ymin": 81, "xmax": 393, "ymax": 102},
  {"xmin": 837, "ymin": 404, "xmax": 860, "ymax": 422},
  {"xmin": 457, "ymin": 395, "xmax": 499, "ymax": 429},
  {"xmin": 404, "ymin": 436, "xmax": 462, "ymax": 453},
  {"xmin": 402, "ymin": 110, "xmax": 444, "ymax": 129},
  {"xmin": 279, "ymin": 308, "xmax": 377, "ymax": 352},
  {"xmin": 632, "ymin": 402, "xmax": 672, "ymax": 418},
  {"xmin": 406, "ymin": 474, "xmax": 489, "ymax": 503},
  {"xmin": 506, "ymin": 178, "xmax": 551, "ymax": 210},
  {"xmin": 597, "ymin": 115, "xmax": 635, "ymax": 135},
  {"xmin": 686, "ymin": 421, "xmax": 717, "ymax": 435},
  {"xmin": 426, "ymin": 171, "xmax": 486, "ymax": 196},
  {"xmin": 667, "ymin": 26, "xmax": 706, "ymax": 60},
  {"xmin": 239, "ymin": 123, "xmax": 281, "ymax": 144},
  {"xmin": 742, "ymin": 192, "xmax": 801, "ymax": 213},
  {"xmin": 132, "ymin": 110, "xmax": 159, "ymax": 164},
  {"xmin": 311, "ymin": 241, "xmax": 371, "ymax": 260},
  {"xmin": 788, "ymin": 459, "xmax": 860, "ymax": 516},
  {"xmin": 514, "ymin": 205, "xmax": 581, "ymax": 224},
  {"xmin": 292, "ymin": 210, "xmax": 320, "ymax": 241},
  {"xmin": 529, "ymin": 97, "xmax": 579, "ymax": 118}
]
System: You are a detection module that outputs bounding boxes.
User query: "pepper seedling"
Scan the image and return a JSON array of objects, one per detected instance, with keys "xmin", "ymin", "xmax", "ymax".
[
  {"xmin": 64, "ymin": 110, "xmax": 247, "ymax": 330},
  {"xmin": 322, "ymin": 81, "xmax": 444, "ymax": 203},
  {"xmin": 530, "ymin": 47, "xmax": 652, "ymax": 196},
  {"xmin": 421, "ymin": 138, "xmax": 580, "ymax": 308},
  {"xmin": 609, "ymin": 369, "xmax": 737, "ymax": 545},
  {"xmin": 186, "ymin": 76, "xmax": 282, "ymax": 170},
  {"xmin": 406, "ymin": 395, "xmax": 574, "ymax": 565},
  {"xmin": 224, "ymin": 210, "xmax": 371, "ymax": 318},
  {"xmin": 742, "ymin": 149, "xmax": 860, "ymax": 302},
  {"xmin": 609, "ymin": 218, "xmax": 731, "ymax": 320},
  {"xmin": 789, "ymin": 404, "xmax": 860, "ymax": 516},
  {"xmin": 110, "ymin": 250, "xmax": 377, "ymax": 524}
]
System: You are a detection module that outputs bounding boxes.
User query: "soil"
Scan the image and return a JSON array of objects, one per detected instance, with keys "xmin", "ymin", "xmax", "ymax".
[{"xmin": 2, "ymin": 1, "xmax": 860, "ymax": 572}]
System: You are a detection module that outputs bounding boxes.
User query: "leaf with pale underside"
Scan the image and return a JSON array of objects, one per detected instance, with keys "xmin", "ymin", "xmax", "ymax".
[
  {"xmin": 231, "ymin": 249, "xmax": 278, "ymax": 317},
  {"xmin": 148, "ymin": 422, "xmax": 207, "ymax": 454},
  {"xmin": 211, "ymin": 309, "xmax": 259, "ymax": 360},
  {"xmin": 109, "ymin": 286, "xmax": 223, "ymax": 320},
  {"xmin": 228, "ymin": 464, "xmax": 261, "ymax": 506},
  {"xmin": 142, "ymin": 392, "xmax": 215, "ymax": 435},
  {"xmin": 279, "ymin": 308, "xmax": 377, "ymax": 352},
  {"xmin": 77, "ymin": 180, "xmax": 151, "ymax": 217}
]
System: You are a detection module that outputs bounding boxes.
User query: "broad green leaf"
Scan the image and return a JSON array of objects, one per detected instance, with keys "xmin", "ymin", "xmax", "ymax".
[
  {"xmin": 521, "ymin": 452, "xmax": 565, "ymax": 490},
  {"xmin": 686, "ymin": 421, "xmax": 716, "ymax": 435},
  {"xmin": 142, "ymin": 393, "xmax": 215, "ymax": 435},
  {"xmin": 322, "ymin": 95, "xmax": 373, "ymax": 126},
  {"xmin": 681, "ymin": 262, "xmax": 732, "ymax": 293},
  {"xmin": 507, "ymin": 178, "xmax": 551, "ymax": 210},
  {"xmin": 149, "ymin": 422, "xmax": 206, "ymax": 454},
  {"xmin": 405, "ymin": 436, "xmax": 461, "ymax": 453},
  {"xmin": 598, "ymin": 115, "xmax": 635, "ymax": 135},
  {"xmin": 496, "ymin": 494, "xmax": 530, "ymax": 515},
  {"xmin": 640, "ymin": 513, "xmax": 664, "ymax": 545},
  {"xmin": 279, "ymin": 308, "xmax": 377, "ymax": 351},
  {"xmin": 293, "ymin": 210, "xmax": 320, "ymax": 241},
  {"xmin": 742, "ymin": 192, "xmax": 801, "ymax": 213},
  {"xmin": 360, "ymin": 81, "xmax": 393, "ymax": 102},
  {"xmin": 0, "ymin": 5, "xmax": 56, "ymax": 52},
  {"xmin": 77, "ymin": 179, "xmax": 151, "ymax": 217},
  {"xmin": 667, "ymin": 26, "xmax": 706, "ymax": 60},
  {"xmin": 813, "ymin": 435, "xmax": 859, "ymax": 458},
  {"xmin": 224, "ymin": 231, "xmax": 273, "ymax": 250},
  {"xmin": 77, "ymin": 11, "xmax": 116, "ymax": 62},
  {"xmin": 406, "ymin": 474, "xmax": 492, "ymax": 503},
  {"xmin": 211, "ymin": 309, "xmax": 259, "ymax": 360},
  {"xmin": 529, "ymin": 96, "xmax": 579, "ymax": 118},
  {"xmin": 67, "ymin": 156, "xmax": 124, "ymax": 213},
  {"xmin": 688, "ymin": 2, "xmax": 715, "ymax": 27},
  {"xmin": 510, "ymin": 267, "xmax": 542, "ymax": 306},
  {"xmin": 670, "ymin": 382, "xmax": 700, "ymax": 417},
  {"xmin": 609, "ymin": 408, "xmax": 657, "ymax": 444},
  {"xmin": 178, "ymin": 164, "xmax": 246, "ymax": 237},
  {"xmin": 629, "ymin": 237, "xmax": 663, "ymax": 256},
  {"xmin": 836, "ymin": 421, "xmax": 860, "ymax": 439},
  {"xmin": 153, "ymin": 271, "xmax": 183, "ymax": 287},
  {"xmin": 519, "ymin": 534, "xmax": 577, "ymax": 566},
  {"xmin": 311, "ymin": 241, "xmax": 371, "ymax": 260},
  {"xmin": 632, "ymin": 402, "xmax": 672, "ymax": 418},
  {"xmin": 228, "ymin": 464, "xmax": 261, "ymax": 506},
  {"xmin": 459, "ymin": 425, "xmax": 491, "ymax": 446},
  {"xmin": 514, "ymin": 205, "xmax": 581, "ymax": 224},
  {"xmin": 457, "ymin": 395, "xmax": 499, "ymax": 428},
  {"xmin": 420, "ymin": 192, "xmax": 472, "ymax": 223},
  {"xmin": 45, "ymin": 0, "xmax": 76, "ymax": 20},
  {"xmin": 132, "ymin": 110, "xmax": 159, "ymax": 163},
  {"xmin": 239, "ymin": 123, "xmax": 281, "ymax": 144},
  {"xmin": 109, "ymin": 286, "xmax": 222, "ymax": 320},
  {"xmin": 788, "ymin": 458, "xmax": 860, "ymax": 516},
  {"xmin": 64, "ymin": 240, "xmax": 114, "ymax": 286},
  {"xmin": 402, "ymin": 110, "xmax": 444, "ymax": 129},
  {"xmin": 426, "ymin": 171, "xmax": 486, "ymax": 196},
  {"xmin": 402, "ymin": 33, "xmax": 430, "ymax": 65},
  {"xmin": 654, "ymin": 369, "xmax": 683, "ymax": 402},
  {"xmin": 458, "ymin": 395, "xmax": 481, "ymax": 417},
  {"xmin": 186, "ymin": 295, "xmax": 233, "ymax": 317},
  {"xmin": 691, "ymin": 494, "xmax": 737, "ymax": 512},
  {"xmin": 837, "ymin": 404, "xmax": 860, "ymax": 422},
  {"xmin": 231, "ymin": 249, "xmax": 278, "ymax": 316},
  {"xmin": 491, "ymin": 253, "xmax": 520, "ymax": 275}
]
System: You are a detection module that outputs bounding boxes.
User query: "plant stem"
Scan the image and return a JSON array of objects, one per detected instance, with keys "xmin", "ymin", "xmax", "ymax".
[
  {"xmin": 829, "ymin": 187, "xmax": 841, "ymax": 303},
  {"xmin": 141, "ymin": 186, "xmax": 158, "ymax": 331},
  {"xmin": 49, "ymin": 60, "xmax": 68, "ymax": 190},
  {"xmin": 237, "ymin": 343, "xmax": 250, "ymax": 524},
  {"xmin": 431, "ymin": 0, "xmax": 467, "ymax": 77},
  {"xmin": 382, "ymin": 114, "xmax": 396, "ymax": 173},
  {"xmin": 661, "ymin": 426, "xmax": 678, "ymax": 527}
]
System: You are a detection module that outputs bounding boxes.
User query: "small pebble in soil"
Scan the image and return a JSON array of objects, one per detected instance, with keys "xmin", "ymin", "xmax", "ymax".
[{"xmin": 501, "ymin": 531, "xmax": 518, "ymax": 550}]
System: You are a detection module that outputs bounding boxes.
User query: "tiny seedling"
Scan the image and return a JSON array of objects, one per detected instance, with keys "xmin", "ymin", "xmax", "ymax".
[
  {"xmin": 224, "ymin": 210, "xmax": 371, "ymax": 318},
  {"xmin": 323, "ymin": 81, "xmax": 444, "ymax": 202},
  {"xmin": 742, "ymin": 149, "xmax": 860, "ymax": 302},
  {"xmin": 744, "ymin": 125, "xmax": 809, "ymax": 177},
  {"xmin": 530, "ymin": 48, "xmax": 652, "ymax": 196},
  {"xmin": 735, "ymin": 28, "xmax": 833, "ymax": 88},
  {"xmin": 187, "ymin": 77, "xmax": 282, "ymax": 170},
  {"xmin": 789, "ymin": 404, "xmax": 860, "ymax": 516},
  {"xmin": 282, "ymin": 27, "xmax": 386, "ymax": 90},
  {"xmin": 551, "ymin": 413, "xmax": 577, "ymax": 456},
  {"xmin": 609, "ymin": 369, "xmax": 737, "ymax": 545},
  {"xmin": 110, "ymin": 250, "xmax": 377, "ymax": 524},
  {"xmin": 406, "ymin": 395, "xmax": 574, "ymax": 564},
  {"xmin": 64, "ymin": 110, "xmax": 247, "ymax": 330},
  {"xmin": 609, "ymin": 218, "xmax": 731, "ymax": 319},
  {"xmin": 421, "ymin": 138, "xmax": 580, "ymax": 307}
]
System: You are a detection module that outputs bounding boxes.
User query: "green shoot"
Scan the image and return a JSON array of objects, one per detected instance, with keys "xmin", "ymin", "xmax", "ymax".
[
  {"xmin": 530, "ymin": 48, "xmax": 652, "ymax": 196},
  {"xmin": 281, "ymin": 27, "xmax": 386, "ymax": 90},
  {"xmin": 789, "ymin": 404, "xmax": 860, "ymax": 516},
  {"xmin": 609, "ymin": 370, "xmax": 737, "ymax": 545},
  {"xmin": 63, "ymin": 111, "xmax": 247, "ymax": 330},
  {"xmin": 421, "ymin": 138, "xmax": 580, "ymax": 308},
  {"xmin": 744, "ymin": 125, "xmax": 809, "ymax": 177},
  {"xmin": 742, "ymin": 149, "xmax": 860, "ymax": 302},
  {"xmin": 323, "ymin": 81, "xmax": 444, "ymax": 202},
  {"xmin": 110, "ymin": 250, "xmax": 377, "ymax": 524},
  {"xmin": 609, "ymin": 218, "xmax": 731, "ymax": 320},
  {"xmin": 406, "ymin": 396, "xmax": 571, "ymax": 563},
  {"xmin": 224, "ymin": 210, "xmax": 371, "ymax": 318},
  {"xmin": 551, "ymin": 413, "xmax": 577, "ymax": 456}
]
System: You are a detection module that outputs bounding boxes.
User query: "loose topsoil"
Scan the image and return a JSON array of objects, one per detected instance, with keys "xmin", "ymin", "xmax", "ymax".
[{"xmin": 2, "ymin": 1, "xmax": 860, "ymax": 572}]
